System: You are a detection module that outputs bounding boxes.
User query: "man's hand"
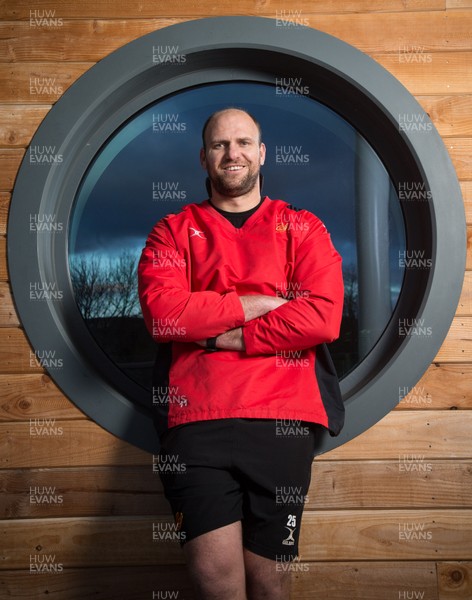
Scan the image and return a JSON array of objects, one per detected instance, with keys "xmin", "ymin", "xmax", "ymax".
[
  {"xmin": 195, "ymin": 327, "xmax": 245, "ymax": 351},
  {"xmin": 239, "ymin": 295, "xmax": 288, "ymax": 321},
  {"xmin": 195, "ymin": 294, "xmax": 289, "ymax": 351},
  {"xmin": 215, "ymin": 327, "xmax": 245, "ymax": 351}
]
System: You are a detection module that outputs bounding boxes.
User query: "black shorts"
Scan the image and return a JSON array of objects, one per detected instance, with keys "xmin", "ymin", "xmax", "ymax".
[{"xmin": 156, "ymin": 418, "xmax": 319, "ymax": 561}]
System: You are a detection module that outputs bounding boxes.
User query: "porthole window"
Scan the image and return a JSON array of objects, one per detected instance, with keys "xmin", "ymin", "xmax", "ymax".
[
  {"xmin": 8, "ymin": 17, "xmax": 465, "ymax": 454},
  {"xmin": 69, "ymin": 81, "xmax": 405, "ymax": 391}
]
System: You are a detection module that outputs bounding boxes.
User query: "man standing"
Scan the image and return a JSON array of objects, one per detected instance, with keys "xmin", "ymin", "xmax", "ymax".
[{"xmin": 138, "ymin": 107, "xmax": 344, "ymax": 599}]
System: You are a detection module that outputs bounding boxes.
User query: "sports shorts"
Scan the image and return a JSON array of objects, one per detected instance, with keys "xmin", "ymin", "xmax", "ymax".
[{"xmin": 156, "ymin": 418, "xmax": 320, "ymax": 561}]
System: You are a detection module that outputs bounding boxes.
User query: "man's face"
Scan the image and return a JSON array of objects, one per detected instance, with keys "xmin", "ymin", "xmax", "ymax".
[{"xmin": 200, "ymin": 110, "xmax": 266, "ymax": 198}]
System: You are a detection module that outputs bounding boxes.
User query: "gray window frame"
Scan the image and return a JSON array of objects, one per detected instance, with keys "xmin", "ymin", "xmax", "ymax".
[{"xmin": 8, "ymin": 16, "xmax": 466, "ymax": 454}]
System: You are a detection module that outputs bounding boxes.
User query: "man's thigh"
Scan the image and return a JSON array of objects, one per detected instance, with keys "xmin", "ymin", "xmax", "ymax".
[{"xmin": 232, "ymin": 419, "xmax": 317, "ymax": 561}]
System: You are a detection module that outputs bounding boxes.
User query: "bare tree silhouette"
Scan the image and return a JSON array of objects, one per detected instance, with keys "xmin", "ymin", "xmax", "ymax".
[{"xmin": 69, "ymin": 250, "xmax": 140, "ymax": 320}]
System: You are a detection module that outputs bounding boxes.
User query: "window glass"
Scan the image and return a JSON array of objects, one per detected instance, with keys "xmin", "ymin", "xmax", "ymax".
[{"xmin": 69, "ymin": 81, "xmax": 405, "ymax": 389}]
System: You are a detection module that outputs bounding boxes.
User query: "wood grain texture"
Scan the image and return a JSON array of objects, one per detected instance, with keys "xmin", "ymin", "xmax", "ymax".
[
  {"xmin": 308, "ymin": 11, "xmax": 472, "ymax": 53},
  {"xmin": 462, "ymin": 181, "xmax": 472, "ymax": 223},
  {"xmin": 375, "ymin": 52, "xmax": 472, "ymax": 95},
  {"xmin": 0, "ymin": 418, "xmax": 149, "ymax": 469},
  {"xmin": 435, "ymin": 316, "xmax": 472, "ymax": 361},
  {"xmin": 323, "ymin": 410, "xmax": 472, "ymax": 460},
  {"xmin": 0, "ymin": 565, "xmax": 194, "ymax": 600},
  {"xmin": 0, "ymin": 63, "xmax": 90, "ymax": 104},
  {"xmin": 0, "ymin": 327, "xmax": 42, "ymax": 373},
  {"xmin": 291, "ymin": 561, "xmax": 440, "ymax": 600},
  {"xmin": 0, "ymin": 148, "xmax": 23, "ymax": 191},
  {"xmin": 457, "ymin": 270, "xmax": 472, "ymax": 316},
  {"xmin": 437, "ymin": 561, "xmax": 472, "ymax": 598},
  {"xmin": 0, "ymin": 105, "xmax": 49, "ymax": 147},
  {"xmin": 310, "ymin": 460, "xmax": 472, "ymax": 509},
  {"xmin": 0, "ymin": 466, "xmax": 168, "ymax": 519},
  {"xmin": 397, "ymin": 363, "xmax": 472, "ymax": 409},
  {"xmin": 299, "ymin": 510, "xmax": 472, "ymax": 560},
  {"xmin": 0, "ymin": 373, "xmax": 82, "ymax": 422},
  {"xmin": 446, "ymin": 138, "xmax": 472, "ymax": 180},
  {"xmin": 1, "ymin": 14, "xmax": 472, "ymax": 63},
  {"xmin": 447, "ymin": 0, "xmax": 472, "ymax": 7},
  {"xmin": 0, "ymin": 0, "xmax": 447, "ymax": 20},
  {"xmin": 0, "ymin": 235, "xmax": 6, "ymax": 281},
  {"xmin": 0, "ymin": 281, "xmax": 19, "ymax": 327},
  {"xmin": 418, "ymin": 94, "xmax": 472, "ymax": 137},
  {"xmin": 0, "ymin": 191, "xmax": 9, "ymax": 234},
  {"xmin": 1, "ymin": 516, "xmax": 184, "ymax": 568}
]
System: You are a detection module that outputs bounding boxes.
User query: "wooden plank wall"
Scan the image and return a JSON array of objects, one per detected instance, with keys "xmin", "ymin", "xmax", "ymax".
[{"xmin": 1, "ymin": 1, "xmax": 471, "ymax": 598}]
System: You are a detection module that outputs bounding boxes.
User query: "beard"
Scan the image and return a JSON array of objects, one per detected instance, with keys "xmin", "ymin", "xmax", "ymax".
[{"xmin": 208, "ymin": 166, "xmax": 260, "ymax": 198}]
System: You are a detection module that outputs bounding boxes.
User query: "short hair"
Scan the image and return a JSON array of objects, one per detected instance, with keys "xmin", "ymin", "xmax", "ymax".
[{"xmin": 201, "ymin": 107, "xmax": 262, "ymax": 149}]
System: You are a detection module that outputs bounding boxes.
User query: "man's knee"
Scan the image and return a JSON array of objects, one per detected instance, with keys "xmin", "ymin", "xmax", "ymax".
[
  {"xmin": 244, "ymin": 549, "xmax": 291, "ymax": 599},
  {"xmin": 183, "ymin": 523, "xmax": 246, "ymax": 599}
]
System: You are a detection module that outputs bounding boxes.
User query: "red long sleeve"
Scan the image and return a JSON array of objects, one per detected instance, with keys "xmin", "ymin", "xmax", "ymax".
[
  {"xmin": 138, "ymin": 219, "xmax": 245, "ymax": 342},
  {"xmin": 243, "ymin": 215, "xmax": 343, "ymax": 355}
]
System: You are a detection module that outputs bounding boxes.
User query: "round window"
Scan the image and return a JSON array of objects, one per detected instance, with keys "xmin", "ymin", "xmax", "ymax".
[
  {"xmin": 69, "ymin": 81, "xmax": 405, "ymax": 396},
  {"xmin": 8, "ymin": 17, "xmax": 465, "ymax": 454}
]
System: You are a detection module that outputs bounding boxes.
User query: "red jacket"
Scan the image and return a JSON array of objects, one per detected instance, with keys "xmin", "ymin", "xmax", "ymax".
[{"xmin": 138, "ymin": 197, "xmax": 344, "ymax": 436}]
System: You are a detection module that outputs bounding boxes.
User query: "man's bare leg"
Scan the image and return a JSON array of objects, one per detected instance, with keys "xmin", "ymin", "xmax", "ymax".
[
  {"xmin": 183, "ymin": 521, "xmax": 247, "ymax": 600},
  {"xmin": 244, "ymin": 548, "xmax": 291, "ymax": 600}
]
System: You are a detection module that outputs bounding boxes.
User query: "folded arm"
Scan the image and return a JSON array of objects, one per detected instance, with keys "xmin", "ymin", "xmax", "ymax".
[
  {"xmin": 138, "ymin": 221, "xmax": 246, "ymax": 342},
  {"xmin": 138, "ymin": 221, "xmax": 288, "ymax": 343},
  {"xmin": 242, "ymin": 217, "xmax": 344, "ymax": 355}
]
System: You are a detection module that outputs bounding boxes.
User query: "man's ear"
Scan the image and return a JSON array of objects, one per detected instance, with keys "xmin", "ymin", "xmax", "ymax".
[
  {"xmin": 259, "ymin": 142, "xmax": 266, "ymax": 166},
  {"xmin": 200, "ymin": 147, "xmax": 207, "ymax": 170}
]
